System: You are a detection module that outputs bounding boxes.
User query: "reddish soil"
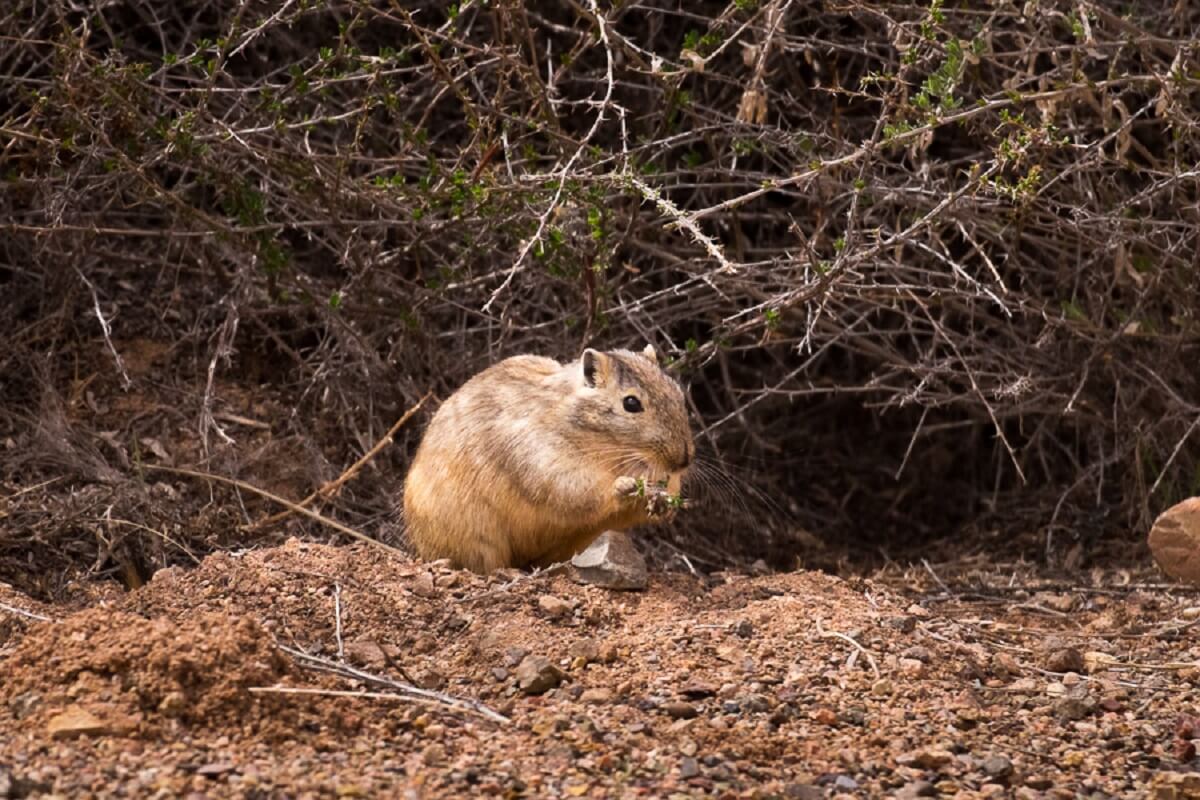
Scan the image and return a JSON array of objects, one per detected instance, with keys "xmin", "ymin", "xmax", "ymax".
[{"xmin": 1, "ymin": 540, "xmax": 1198, "ymax": 798}]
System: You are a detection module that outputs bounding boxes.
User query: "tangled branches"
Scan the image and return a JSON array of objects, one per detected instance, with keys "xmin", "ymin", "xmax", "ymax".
[{"xmin": 1, "ymin": 0, "xmax": 1198, "ymax": 574}]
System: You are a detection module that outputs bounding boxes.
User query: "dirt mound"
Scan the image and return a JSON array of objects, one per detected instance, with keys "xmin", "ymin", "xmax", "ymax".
[{"xmin": 1, "ymin": 606, "xmax": 291, "ymax": 736}]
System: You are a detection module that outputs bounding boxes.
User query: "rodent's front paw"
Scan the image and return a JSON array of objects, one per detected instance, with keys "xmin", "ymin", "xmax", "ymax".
[{"xmin": 614, "ymin": 476, "xmax": 641, "ymax": 498}]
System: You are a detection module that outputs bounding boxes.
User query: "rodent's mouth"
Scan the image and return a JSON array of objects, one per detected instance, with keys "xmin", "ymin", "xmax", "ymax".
[{"xmin": 620, "ymin": 453, "xmax": 689, "ymax": 493}]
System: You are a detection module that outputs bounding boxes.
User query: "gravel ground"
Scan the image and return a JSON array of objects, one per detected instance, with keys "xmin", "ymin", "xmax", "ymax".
[{"xmin": 2, "ymin": 539, "xmax": 1198, "ymax": 799}]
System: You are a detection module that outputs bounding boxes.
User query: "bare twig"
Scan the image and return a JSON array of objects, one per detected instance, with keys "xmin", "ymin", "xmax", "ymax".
[
  {"xmin": 251, "ymin": 392, "xmax": 431, "ymax": 530},
  {"xmin": 74, "ymin": 268, "xmax": 131, "ymax": 391},
  {"xmin": 815, "ymin": 617, "xmax": 880, "ymax": 679},
  {"xmin": 0, "ymin": 601, "xmax": 54, "ymax": 623},
  {"xmin": 141, "ymin": 464, "xmax": 399, "ymax": 554},
  {"xmin": 332, "ymin": 583, "xmax": 345, "ymax": 661},
  {"xmin": 278, "ymin": 644, "xmax": 509, "ymax": 723}
]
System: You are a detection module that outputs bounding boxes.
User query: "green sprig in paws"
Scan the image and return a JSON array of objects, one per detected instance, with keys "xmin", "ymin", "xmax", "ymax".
[{"xmin": 614, "ymin": 476, "xmax": 686, "ymax": 518}]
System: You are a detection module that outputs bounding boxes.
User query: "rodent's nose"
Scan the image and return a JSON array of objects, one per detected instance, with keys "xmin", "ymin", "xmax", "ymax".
[{"xmin": 675, "ymin": 445, "xmax": 693, "ymax": 471}]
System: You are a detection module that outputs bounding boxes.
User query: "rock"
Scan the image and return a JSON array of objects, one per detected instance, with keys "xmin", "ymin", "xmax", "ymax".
[
  {"xmin": 953, "ymin": 707, "xmax": 981, "ymax": 728},
  {"xmin": 895, "ymin": 781, "xmax": 937, "ymax": 799},
  {"xmin": 8, "ymin": 691, "xmax": 40, "ymax": 719},
  {"xmin": 885, "ymin": 615, "xmax": 918, "ymax": 633},
  {"xmin": 47, "ymin": 705, "xmax": 109, "ymax": 740},
  {"xmin": 580, "ymin": 688, "xmax": 613, "ymax": 705},
  {"xmin": 782, "ymin": 785, "xmax": 824, "ymax": 800},
  {"xmin": 1044, "ymin": 647, "xmax": 1085, "ymax": 673},
  {"xmin": 537, "ymin": 594, "xmax": 574, "ymax": 618},
  {"xmin": 514, "ymin": 655, "xmax": 564, "ymax": 695},
  {"xmin": 1084, "ymin": 651, "xmax": 1116, "ymax": 673},
  {"xmin": 1010, "ymin": 677, "xmax": 1039, "ymax": 693},
  {"xmin": 899, "ymin": 657, "xmax": 926, "ymax": 677},
  {"xmin": 1149, "ymin": 498, "xmax": 1200, "ymax": 584},
  {"xmin": 662, "ymin": 701, "xmax": 699, "ymax": 720},
  {"xmin": 901, "ymin": 645, "xmax": 933, "ymax": 662},
  {"xmin": 568, "ymin": 639, "xmax": 600, "ymax": 664},
  {"xmin": 0, "ymin": 768, "xmax": 11, "ymax": 798},
  {"xmin": 813, "ymin": 708, "xmax": 838, "ymax": 725},
  {"xmin": 732, "ymin": 619, "xmax": 755, "ymax": 639},
  {"xmin": 870, "ymin": 678, "xmax": 895, "ymax": 697},
  {"xmin": 158, "ymin": 691, "xmax": 187, "ymax": 717},
  {"xmin": 421, "ymin": 743, "xmax": 446, "ymax": 766},
  {"xmin": 740, "ymin": 693, "xmax": 772, "ymax": 713},
  {"xmin": 409, "ymin": 573, "xmax": 437, "ymax": 598},
  {"xmin": 679, "ymin": 681, "xmax": 718, "ymax": 699},
  {"xmin": 571, "ymin": 531, "xmax": 648, "ymax": 590},
  {"xmin": 1032, "ymin": 591, "xmax": 1077, "ymax": 612},
  {"xmin": 343, "ymin": 640, "xmax": 397, "ymax": 670},
  {"xmin": 1054, "ymin": 696, "xmax": 1096, "ymax": 721},
  {"xmin": 417, "ymin": 668, "xmax": 446, "ymax": 690},
  {"xmin": 982, "ymin": 755, "xmax": 1013, "ymax": 780},
  {"xmin": 196, "ymin": 762, "xmax": 236, "ymax": 778},
  {"xmin": 833, "ymin": 775, "xmax": 859, "ymax": 791},
  {"xmin": 679, "ymin": 757, "xmax": 700, "ymax": 779},
  {"xmin": 1150, "ymin": 771, "xmax": 1200, "ymax": 799},
  {"xmin": 990, "ymin": 652, "xmax": 1022, "ymax": 677},
  {"xmin": 905, "ymin": 748, "xmax": 953, "ymax": 769}
]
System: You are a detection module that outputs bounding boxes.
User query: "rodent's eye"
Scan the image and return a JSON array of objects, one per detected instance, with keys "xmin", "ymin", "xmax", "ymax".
[{"xmin": 622, "ymin": 395, "xmax": 644, "ymax": 414}]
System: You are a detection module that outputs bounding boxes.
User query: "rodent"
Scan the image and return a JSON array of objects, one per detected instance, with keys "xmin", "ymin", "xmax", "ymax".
[{"xmin": 402, "ymin": 345, "xmax": 694, "ymax": 573}]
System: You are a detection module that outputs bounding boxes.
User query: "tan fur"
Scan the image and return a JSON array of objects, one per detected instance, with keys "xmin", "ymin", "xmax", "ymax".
[{"xmin": 403, "ymin": 347, "xmax": 693, "ymax": 572}]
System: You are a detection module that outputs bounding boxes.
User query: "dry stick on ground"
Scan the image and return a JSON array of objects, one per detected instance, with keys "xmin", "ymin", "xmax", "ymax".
[
  {"xmin": 248, "ymin": 685, "xmax": 502, "ymax": 710},
  {"xmin": 250, "ymin": 392, "xmax": 431, "ymax": 530},
  {"xmin": 0, "ymin": 601, "xmax": 53, "ymax": 623},
  {"xmin": 815, "ymin": 617, "xmax": 880, "ymax": 679},
  {"xmin": 277, "ymin": 644, "xmax": 510, "ymax": 724},
  {"xmin": 333, "ymin": 583, "xmax": 345, "ymax": 661},
  {"xmin": 141, "ymin": 464, "xmax": 400, "ymax": 555}
]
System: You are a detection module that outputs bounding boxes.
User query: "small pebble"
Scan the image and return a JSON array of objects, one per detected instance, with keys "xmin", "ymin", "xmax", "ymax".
[
  {"xmin": 580, "ymin": 688, "xmax": 613, "ymax": 705},
  {"xmin": 514, "ymin": 655, "xmax": 564, "ymax": 695},
  {"xmin": 537, "ymin": 595, "xmax": 573, "ymax": 618},
  {"xmin": 662, "ymin": 701, "xmax": 699, "ymax": 720},
  {"xmin": 1044, "ymin": 647, "xmax": 1085, "ymax": 674},
  {"xmin": 982, "ymin": 755, "xmax": 1013, "ymax": 779}
]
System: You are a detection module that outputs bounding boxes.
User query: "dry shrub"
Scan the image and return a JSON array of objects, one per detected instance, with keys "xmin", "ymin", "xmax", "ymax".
[{"xmin": 1, "ymin": 0, "xmax": 1198, "ymax": 582}]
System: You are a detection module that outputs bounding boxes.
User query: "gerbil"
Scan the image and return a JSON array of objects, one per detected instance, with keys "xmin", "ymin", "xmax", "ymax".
[{"xmin": 403, "ymin": 345, "xmax": 693, "ymax": 572}]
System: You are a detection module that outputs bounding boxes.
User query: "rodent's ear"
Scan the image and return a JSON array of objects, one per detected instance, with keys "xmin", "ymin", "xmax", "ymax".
[
  {"xmin": 581, "ymin": 349, "xmax": 611, "ymax": 388},
  {"xmin": 641, "ymin": 344, "xmax": 658, "ymax": 365}
]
